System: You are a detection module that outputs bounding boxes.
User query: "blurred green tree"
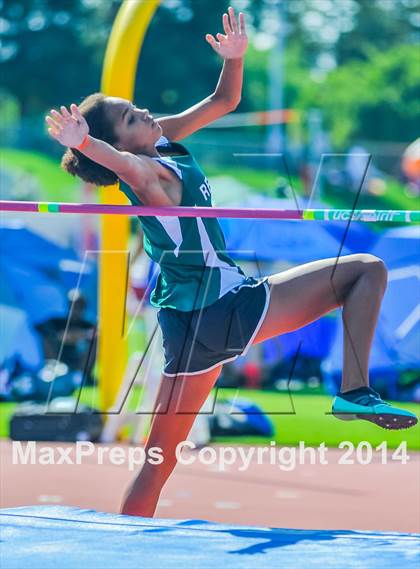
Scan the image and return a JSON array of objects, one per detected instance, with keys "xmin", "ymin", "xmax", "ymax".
[
  {"xmin": 334, "ymin": 0, "xmax": 420, "ymax": 64},
  {"xmin": 297, "ymin": 44, "xmax": 420, "ymax": 146},
  {"xmin": 0, "ymin": 0, "xmax": 116, "ymax": 116},
  {"xmin": 135, "ymin": 0, "xmax": 236, "ymax": 112},
  {"xmin": 1, "ymin": 0, "xmax": 418, "ymax": 149}
]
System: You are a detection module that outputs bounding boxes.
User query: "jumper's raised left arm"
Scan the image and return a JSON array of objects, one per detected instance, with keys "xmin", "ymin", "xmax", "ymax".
[
  {"xmin": 156, "ymin": 7, "xmax": 247, "ymax": 142},
  {"xmin": 213, "ymin": 56, "xmax": 244, "ymax": 109}
]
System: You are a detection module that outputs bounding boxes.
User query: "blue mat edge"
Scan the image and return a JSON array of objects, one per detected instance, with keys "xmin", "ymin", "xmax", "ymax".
[{"xmin": 2, "ymin": 505, "xmax": 419, "ymax": 539}]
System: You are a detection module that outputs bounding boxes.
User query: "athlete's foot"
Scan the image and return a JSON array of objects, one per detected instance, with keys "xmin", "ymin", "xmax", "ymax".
[
  {"xmin": 121, "ymin": 493, "xmax": 158, "ymax": 518},
  {"xmin": 121, "ymin": 501, "xmax": 156, "ymax": 518},
  {"xmin": 332, "ymin": 386, "xmax": 418, "ymax": 430}
]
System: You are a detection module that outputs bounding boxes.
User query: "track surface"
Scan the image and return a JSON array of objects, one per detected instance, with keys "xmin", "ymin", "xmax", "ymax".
[{"xmin": 1, "ymin": 440, "xmax": 419, "ymax": 533}]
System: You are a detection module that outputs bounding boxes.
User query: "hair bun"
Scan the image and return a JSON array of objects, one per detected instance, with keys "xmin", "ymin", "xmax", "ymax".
[{"xmin": 59, "ymin": 92, "xmax": 119, "ymax": 186}]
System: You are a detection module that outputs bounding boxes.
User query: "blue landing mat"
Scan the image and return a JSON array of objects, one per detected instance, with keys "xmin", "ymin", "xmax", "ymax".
[{"xmin": 1, "ymin": 506, "xmax": 419, "ymax": 569}]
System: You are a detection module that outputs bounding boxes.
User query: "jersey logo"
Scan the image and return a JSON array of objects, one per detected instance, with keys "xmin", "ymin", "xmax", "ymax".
[{"xmin": 198, "ymin": 177, "xmax": 211, "ymax": 201}]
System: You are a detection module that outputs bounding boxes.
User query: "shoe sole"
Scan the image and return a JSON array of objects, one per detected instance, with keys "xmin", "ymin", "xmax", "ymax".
[
  {"xmin": 333, "ymin": 412, "xmax": 418, "ymax": 430},
  {"xmin": 357, "ymin": 413, "xmax": 418, "ymax": 430}
]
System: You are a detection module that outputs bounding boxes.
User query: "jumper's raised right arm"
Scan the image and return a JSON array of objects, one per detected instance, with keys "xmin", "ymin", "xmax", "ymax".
[{"xmin": 79, "ymin": 139, "xmax": 172, "ymax": 206}]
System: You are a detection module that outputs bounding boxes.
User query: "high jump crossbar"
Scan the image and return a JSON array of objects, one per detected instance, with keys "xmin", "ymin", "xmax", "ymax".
[{"xmin": 1, "ymin": 200, "xmax": 419, "ymax": 223}]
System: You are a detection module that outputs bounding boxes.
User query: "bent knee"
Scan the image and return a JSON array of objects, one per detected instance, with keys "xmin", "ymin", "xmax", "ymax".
[{"xmin": 356, "ymin": 254, "xmax": 387, "ymax": 288}]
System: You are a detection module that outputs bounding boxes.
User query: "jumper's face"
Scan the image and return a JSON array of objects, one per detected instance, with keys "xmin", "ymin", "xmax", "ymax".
[{"xmin": 105, "ymin": 97, "xmax": 162, "ymax": 154}]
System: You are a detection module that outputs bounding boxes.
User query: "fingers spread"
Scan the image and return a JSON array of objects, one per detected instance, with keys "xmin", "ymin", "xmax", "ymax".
[
  {"xmin": 45, "ymin": 115, "xmax": 60, "ymax": 130},
  {"xmin": 50, "ymin": 109, "xmax": 65, "ymax": 125},
  {"xmin": 70, "ymin": 103, "xmax": 83, "ymax": 121},
  {"xmin": 228, "ymin": 6, "xmax": 238, "ymax": 33},
  {"xmin": 222, "ymin": 13, "xmax": 232, "ymax": 35},
  {"xmin": 60, "ymin": 105, "xmax": 72, "ymax": 120},
  {"xmin": 206, "ymin": 34, "xmax": 219, "ymax": 48},
  {"xmin": 45, "ymin": 116, "xmax": 60, "ymax": 138},
  {"xmin": 239, "ymin": 12, "xmax": 246, "ymax": 35}
]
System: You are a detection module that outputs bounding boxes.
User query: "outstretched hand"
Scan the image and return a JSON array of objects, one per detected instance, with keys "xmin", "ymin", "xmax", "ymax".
[
  {"xmin": 206, "ymin": 6, "xmax": 248, "ymax": 60},
  {"xmin": 45, "ymin": 104, "xmax": 89, "ymax": 148}
]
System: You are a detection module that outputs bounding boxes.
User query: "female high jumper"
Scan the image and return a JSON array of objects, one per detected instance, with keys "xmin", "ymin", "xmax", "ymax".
[{"xmin": 46, "ymin": 7, "xmax": 417, "ymax": 517}]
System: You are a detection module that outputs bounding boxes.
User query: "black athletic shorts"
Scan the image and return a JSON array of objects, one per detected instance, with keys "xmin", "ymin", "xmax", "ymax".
[{"xmin": 157, "ymin": 277, "xmax": 270, "ymax": 376}]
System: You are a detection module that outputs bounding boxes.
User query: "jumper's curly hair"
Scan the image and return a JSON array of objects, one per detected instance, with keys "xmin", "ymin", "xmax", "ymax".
[{"xmin": 61, "ymin": 93, "xmax": 119, "ymax": 186}]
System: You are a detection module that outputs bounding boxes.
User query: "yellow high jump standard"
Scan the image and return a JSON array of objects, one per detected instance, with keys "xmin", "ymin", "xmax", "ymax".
[{"xmin": 99, "ymin": 0, "xmax": 160, "ymax": 410}]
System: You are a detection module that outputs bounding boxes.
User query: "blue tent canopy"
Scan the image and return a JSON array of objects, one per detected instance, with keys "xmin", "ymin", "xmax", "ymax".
[
  {"xmin": 381, "ymin": 268, "xmax": 420, "ymax": 367},
  {"xmin": 0, "ymin": 304, "xmax": 43, "ymax": 373},
  {"xmin": 322, "ymin": 221, "xmax": 378, "ymax": 254},
  {"xmin": 0, "ymin": 223, "xmax": 78, "ymax": 273},
  {"xmin": 0, "ymin": 225, "xmax": 98, "ymax": 379},
  {"xmin": 371, "ymin": 226, "xmax": 420, "ymax": 268},
  {"xmin": 0, "ymin": 259, "xmax": 68, "ymax": 325},
  {"xmin": 0, "ymin": 224, "xmax": 98, "ymax": 324},
  {"xmin": 262, "ymin": 315, "xmax": 338, "ymax": 362},
  {"xmin": 219, "ymin": 196, "xmax": 357, "ymax": 263}
]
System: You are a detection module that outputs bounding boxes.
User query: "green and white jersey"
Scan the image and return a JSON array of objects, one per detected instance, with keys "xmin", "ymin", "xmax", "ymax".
[{"xmin": 119, "ymin": 135, "xmax": 247, "ymax": 311}]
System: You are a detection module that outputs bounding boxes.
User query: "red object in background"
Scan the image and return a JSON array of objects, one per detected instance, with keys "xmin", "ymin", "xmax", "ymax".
[
  {"xmin": 402, "ymin": 139, "xmax": 420, "ymax": 181},
  {"xmin": 132, "ymin": 284, "xmax": 148, "ymax": 303},
  {"xmin": 243, "ymin": 362, "xmax": 262, "ymax": 389}
]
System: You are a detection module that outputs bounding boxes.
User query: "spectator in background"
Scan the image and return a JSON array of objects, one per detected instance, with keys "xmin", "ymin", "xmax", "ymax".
[
  {"xmin": 346, "ymin": 144, "xmax": 386, "ymax": 196},
  {"xmin": 345, "ymin": 145, "xmax": 371, "ymax": 192},
  {"xmin": 35, "ymin": 288, "xmax": 96, "ymax": 383},
  {"xmin": 401, "ymin": 138, "xmax": 420, "ymax": 197}
]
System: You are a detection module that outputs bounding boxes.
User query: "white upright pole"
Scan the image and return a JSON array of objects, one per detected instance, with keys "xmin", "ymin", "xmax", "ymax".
[{"xmin": 265, "ymin": 1, "xmax": 285, "ymax": 157}]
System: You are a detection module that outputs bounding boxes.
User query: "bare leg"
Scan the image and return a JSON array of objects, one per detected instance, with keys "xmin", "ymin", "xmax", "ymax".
[
  {"xmin": 253, "ymin": 254, "xmax": 387, "ymax": 392},
  {"xmin": 121, "ymin": 365, "xmax": 222, "ymax": 517}
]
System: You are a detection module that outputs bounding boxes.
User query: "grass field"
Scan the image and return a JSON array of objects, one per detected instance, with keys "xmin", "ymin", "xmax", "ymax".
[
  {"xmin": 1, "ymin": 148, "xmax": 79, "ymax": 201},
  {"xmin": 212, "ymin": 389, "xmax": 420, "ymax": 450},
  {"xmin": 1, "ymin": 388, "xmax": 418, "ymax": 450},
  {"xmin": 204, "ymin": 163, "xmax": 305, "ymax": 197},
  {"xmin": 323, "ymin": 179, "xmax": 419, "ymax": 216}
]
